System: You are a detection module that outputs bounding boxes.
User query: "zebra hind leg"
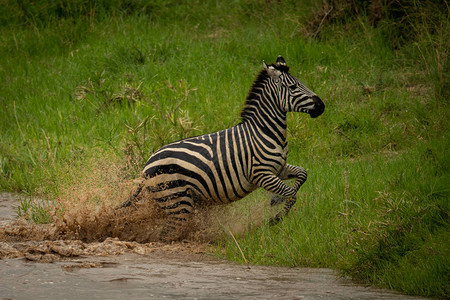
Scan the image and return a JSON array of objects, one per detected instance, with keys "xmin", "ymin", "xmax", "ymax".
[
  {"xmin": 158, "ymin": 189, "xmax": 195, "ymax": 242},
  {"xmin": 159, "ymin": 213, "xmax": 190, "ymax": 242}
]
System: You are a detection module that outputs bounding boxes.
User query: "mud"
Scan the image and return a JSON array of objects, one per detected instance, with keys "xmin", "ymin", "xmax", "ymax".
[
  {"xmin": 0, "ymin": 193, "xmax": 426, "ymax": 299},
  {"xmin": 0, "ymin": 191, "xmax": 211, "ymax": 260}
]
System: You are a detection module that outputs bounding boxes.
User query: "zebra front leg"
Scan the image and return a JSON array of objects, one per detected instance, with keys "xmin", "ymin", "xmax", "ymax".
[
  {"xmin": 270, "ymin": 164, "xmax": 307, "ymax": 206},
  {"xmin": 269, "ymin": 165, "xmax": 307, "ymax": 225},
  {"xmin": 252, "ymin": 170, "xmax": 301, "ymax": 225},
  {"xmin": 269, "ymin": 197, "xmax": 297, "ymax": 225}
]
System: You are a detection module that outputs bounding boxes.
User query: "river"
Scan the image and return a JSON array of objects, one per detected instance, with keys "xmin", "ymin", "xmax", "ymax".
[{"xmin": 0, "ymin": 193, "xmax": 425, "ymax": 299}]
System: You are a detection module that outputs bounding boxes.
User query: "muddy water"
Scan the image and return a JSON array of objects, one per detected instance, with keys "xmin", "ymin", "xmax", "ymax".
[{"xmin": 0, "ymin": 193, "xmax": 425, "ymax": 299}]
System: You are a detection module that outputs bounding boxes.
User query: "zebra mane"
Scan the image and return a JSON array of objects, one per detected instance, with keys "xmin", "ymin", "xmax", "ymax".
[{"xmin": 240, "ymin": 63, "xmax": 290, "ymax": 122}]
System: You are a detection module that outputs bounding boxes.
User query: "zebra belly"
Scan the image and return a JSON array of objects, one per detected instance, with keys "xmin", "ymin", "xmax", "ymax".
[{"xmin": 142, "ymin": 154, "xmax": 256, "ymax": 205}]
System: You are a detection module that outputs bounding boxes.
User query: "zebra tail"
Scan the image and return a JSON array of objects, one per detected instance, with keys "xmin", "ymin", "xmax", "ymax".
[{"xmin": 117, "ymin": 183, "xmax": 143, "ymax": 209}]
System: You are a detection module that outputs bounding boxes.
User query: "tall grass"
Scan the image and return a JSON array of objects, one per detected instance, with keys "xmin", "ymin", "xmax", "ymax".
[{"xmin": 0, "ymin": 0, "xmax": 448, "ymax": 297}]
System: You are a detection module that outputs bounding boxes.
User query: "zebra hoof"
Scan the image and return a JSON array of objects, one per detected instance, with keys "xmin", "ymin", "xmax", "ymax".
[
  {"xmin": 270, "ymin": 195, "xmax": 285, "ymax": 206},
  {"xmin": 268, "ymin": 214, "xmax": 283, "ymax": 226}
]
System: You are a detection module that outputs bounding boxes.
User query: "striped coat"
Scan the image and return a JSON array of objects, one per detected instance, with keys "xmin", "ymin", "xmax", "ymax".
[{"xmin": 122, "ymin": 56, "xmax": 325, "ymax": 241}]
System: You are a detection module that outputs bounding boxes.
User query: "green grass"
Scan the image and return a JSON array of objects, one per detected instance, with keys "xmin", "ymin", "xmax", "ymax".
[
  {"xmin": 16, "ymin": 195, "xmax": 54, "ymax": 224},
  {"xmin": 0, "ymin": 0, "xmax": 448, "ymax": 298}
]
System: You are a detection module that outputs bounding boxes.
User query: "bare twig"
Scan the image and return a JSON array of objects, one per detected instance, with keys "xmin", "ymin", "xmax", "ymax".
[{"xmin": 312, "ymin": 6, "xmax": 333, "ymax": 39}]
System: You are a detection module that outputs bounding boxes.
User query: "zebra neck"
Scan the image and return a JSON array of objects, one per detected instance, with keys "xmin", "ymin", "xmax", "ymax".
[
  {"xmin": 240, "ymin": 98, "xmax": 287, "ymax": 144},
  {"xmin": 240, "ymin": 71, "xmax": 288, "ymax": 144}
]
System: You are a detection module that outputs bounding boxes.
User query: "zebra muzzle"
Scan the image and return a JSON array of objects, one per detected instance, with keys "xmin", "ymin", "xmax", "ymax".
[{"xmin": 309, "ymin": 95, "xmax": 325, "ymax": 118}]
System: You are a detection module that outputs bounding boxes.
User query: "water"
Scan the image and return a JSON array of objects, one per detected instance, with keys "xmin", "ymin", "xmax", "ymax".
[{"xmin": 0, "ymin": 193, "xmax": 425, "ymax": 299}]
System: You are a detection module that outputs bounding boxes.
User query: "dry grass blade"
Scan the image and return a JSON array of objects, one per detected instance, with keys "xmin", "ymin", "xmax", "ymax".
[{"xmin": 228, "ymin": 230, "xmax": 248, "ymax": 265}]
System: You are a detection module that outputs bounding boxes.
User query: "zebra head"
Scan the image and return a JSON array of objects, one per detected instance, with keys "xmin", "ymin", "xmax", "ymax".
[{"xmin": 263, "ymin": 56, "xmax": 325, "ymax": 118}]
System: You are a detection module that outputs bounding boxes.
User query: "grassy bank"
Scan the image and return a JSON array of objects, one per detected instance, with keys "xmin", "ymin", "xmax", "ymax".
[{"xmin": 0, "ymin": 1, "xmax": 448, "ymax": 297}]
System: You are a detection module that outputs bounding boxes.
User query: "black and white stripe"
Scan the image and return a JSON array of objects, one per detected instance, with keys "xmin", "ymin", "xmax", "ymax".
[{"xmin": 121, "ymin": 56, "xmax": 325, "ymax": 241}]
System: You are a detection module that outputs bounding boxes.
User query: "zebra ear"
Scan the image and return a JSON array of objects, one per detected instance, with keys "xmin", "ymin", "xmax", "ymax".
[
  {"xmin": 266, "ymin": 65, "xmax": 281, "ymax": 80},
  {"xmin": 263, "ymin": 59, "xmax": 281, "ymax": 80},
  {"xmin": 276, "ymin": 55, "xmax": 286, "ymax": 67}
]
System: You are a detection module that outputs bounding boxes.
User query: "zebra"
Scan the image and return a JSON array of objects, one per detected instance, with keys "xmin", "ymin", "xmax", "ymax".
[{"xmin": 120, "ymin": 56, "xmax": 325, "ymax": 241}]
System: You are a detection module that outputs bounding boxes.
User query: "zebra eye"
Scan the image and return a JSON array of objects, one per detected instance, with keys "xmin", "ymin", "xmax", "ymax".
[{"xmin": 288, "ymin": 84, "xmax": 297, "ymax": 90}]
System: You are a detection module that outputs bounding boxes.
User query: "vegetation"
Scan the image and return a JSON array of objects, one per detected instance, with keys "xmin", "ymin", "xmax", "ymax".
[{"xmin": 0, "ymin": 0, "xmax": 448, "ymax": 297}]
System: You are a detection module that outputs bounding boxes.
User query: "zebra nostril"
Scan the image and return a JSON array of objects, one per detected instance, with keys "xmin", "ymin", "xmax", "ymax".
[{"xmin": 309, "ymin": 96, "xmax": 325, "ymax": 118}]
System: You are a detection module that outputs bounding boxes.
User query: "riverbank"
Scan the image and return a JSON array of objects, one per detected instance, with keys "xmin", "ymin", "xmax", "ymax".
[{"xmin": 0, "ymin": 193, "xmax": 426, "ymax": 300}]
